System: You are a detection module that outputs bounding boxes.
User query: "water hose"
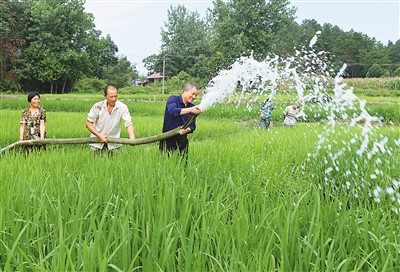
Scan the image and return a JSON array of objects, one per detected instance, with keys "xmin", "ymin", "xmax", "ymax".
[{"xmin": 1, "ymin": 114, "xmax": 199, "ymax": 153}]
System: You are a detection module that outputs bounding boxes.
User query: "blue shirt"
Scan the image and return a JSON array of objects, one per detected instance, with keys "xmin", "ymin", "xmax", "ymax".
[{"xmin": 162, "ymin": 95, "xmax": 196, "ymax": 134}]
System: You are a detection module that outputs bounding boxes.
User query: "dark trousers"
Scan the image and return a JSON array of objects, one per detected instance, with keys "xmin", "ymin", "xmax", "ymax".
[{"xmin": 159, "ymin": 137, "xmax": 189, "ymax": 157}]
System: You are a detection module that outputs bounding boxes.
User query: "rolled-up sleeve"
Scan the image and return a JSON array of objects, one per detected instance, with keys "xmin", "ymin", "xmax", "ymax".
[
  {"xmin": 121, "ymin": 104, "xmax": 133, "ymax": 127},
  {"xmin": 87, "ymin": 104, "xmax": 99, "ymax": 123}
]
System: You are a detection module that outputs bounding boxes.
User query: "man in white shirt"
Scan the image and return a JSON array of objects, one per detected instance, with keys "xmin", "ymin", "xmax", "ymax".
[{"xmin": 86, "ymin": 84, "xmax": 135, "ymax": 151}]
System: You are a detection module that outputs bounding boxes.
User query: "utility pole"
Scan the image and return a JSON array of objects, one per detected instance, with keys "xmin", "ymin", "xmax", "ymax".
[{"xmin": 162, "ymin": 54, "xmax": 166, "ymax": 95}]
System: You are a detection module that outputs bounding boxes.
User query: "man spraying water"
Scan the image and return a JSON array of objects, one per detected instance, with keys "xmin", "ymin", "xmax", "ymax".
[{"xmin": 159, "ymin": 82, "xmax": 201, "ymax": 157}]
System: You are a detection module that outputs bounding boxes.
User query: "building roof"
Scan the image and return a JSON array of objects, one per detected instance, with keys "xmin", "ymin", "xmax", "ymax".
[{"xmin": 147, "ymin": 73, "xmax": 164, "ymax": 79}]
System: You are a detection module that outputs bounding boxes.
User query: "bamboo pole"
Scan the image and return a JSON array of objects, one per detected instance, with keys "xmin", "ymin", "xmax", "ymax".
[{"xmin": 1, "ymin": 113, "xmax": 200, "ymax": 154}]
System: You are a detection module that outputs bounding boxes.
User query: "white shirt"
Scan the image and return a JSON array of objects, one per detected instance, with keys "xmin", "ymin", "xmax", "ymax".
[
  {"xmin": 87, "ymin": 100, "xmax": 132, "ymax": 150},
  {"xmin": 284, "ymin": 105, "xmax": 298, "ymax": 126}
]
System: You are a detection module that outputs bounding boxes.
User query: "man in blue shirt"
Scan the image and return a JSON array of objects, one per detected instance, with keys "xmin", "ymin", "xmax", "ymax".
[{"xmin": 159, "ymin": 82, "xmax": 201, "ymax": 156}]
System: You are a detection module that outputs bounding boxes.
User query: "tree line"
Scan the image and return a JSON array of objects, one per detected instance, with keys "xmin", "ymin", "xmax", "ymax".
[
  {"xmin": 1, "ymin": 0, "xmax": 399, "ymax": 94},
  {"xmin": 144, "ymin": 1, "xmax": 400, "ymax": 83}
]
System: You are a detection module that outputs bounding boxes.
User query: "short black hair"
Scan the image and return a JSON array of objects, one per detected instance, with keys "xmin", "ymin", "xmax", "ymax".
[{"xmin": 104, "ymin": 84, "xmax": 118, "ymax": 96}]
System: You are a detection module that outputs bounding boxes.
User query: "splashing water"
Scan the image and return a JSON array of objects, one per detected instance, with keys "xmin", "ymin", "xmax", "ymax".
[{"xmin": 198, "ymin": 32, "xmax": 400, "ymax": 212}]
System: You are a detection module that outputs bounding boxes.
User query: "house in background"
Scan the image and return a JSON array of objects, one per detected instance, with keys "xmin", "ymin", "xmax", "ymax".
[
  {"xmin": 131, "ymin": 79, "xmax": 149, "ymax": 86},
  {"xmin": 146, "ymin": 73, "xmax": 164, "ymax": 84}
]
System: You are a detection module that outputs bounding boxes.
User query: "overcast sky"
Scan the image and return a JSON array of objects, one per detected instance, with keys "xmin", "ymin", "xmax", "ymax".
[{"xmin": 84, "ymin": 0, "xmax": 400, "ymax": 76}]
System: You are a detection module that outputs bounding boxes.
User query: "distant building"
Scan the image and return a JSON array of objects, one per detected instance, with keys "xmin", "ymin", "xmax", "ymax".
[
  {"xmin": 131, "ymin": 79, "xmax": 149, "ymax": 86},
  {"xmin": 146, "ymin": 73, "xmax": 164, "ymax": 84}
]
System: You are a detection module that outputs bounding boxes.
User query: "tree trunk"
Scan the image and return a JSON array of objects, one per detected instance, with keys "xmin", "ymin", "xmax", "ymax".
[{"xmin": 62, "ymin": 78, "xmax": 66, "ymax": 94}]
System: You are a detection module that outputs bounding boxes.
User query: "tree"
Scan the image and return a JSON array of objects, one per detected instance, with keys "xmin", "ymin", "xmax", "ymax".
[
  {"xmin": 92, "ymin": 34, "xmax": 119, "ymax": 79},
  {"xmin": 101, "ymin": 56, "xmax": 138, "ymax": 88},
  {"xmin": 210, "ymin": 0, "xmax": 295, "ymax": 64},
  {"xmin": 159, "ymin": 5, "xmax": 211, "ymax": 78},
  {"xmin": 366, "ymin": 64, "xmax": 386, "ymax": 78},
  {"xmin": 329, "ymin": 30, "xmax": 376, "ymax": 77},
  {"xmin": 0, "ymin": 0, "xmax": 26, "ymax": 91},
  {"xmin": 143, "ymin": 54, "xmax": 163, "ymax": 76},
  {"xmin": 387, "ymin": 40, "xmax": 400, "ymax": 75},
  {"xmin": 14, "ymin": 0, "xmax": 103, "ymax": 93}
]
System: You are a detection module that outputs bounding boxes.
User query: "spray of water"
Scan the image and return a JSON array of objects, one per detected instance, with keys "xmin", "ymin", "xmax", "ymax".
[{"xmin": 198, "ymin": 32, "xmax": 400, "ymax": 212}]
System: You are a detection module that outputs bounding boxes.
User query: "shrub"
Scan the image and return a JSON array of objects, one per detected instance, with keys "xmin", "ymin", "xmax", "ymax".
[
  {"xmin": 0, "ymin": 80, "xmax": 22, "ymax": 93},
  {"xmin": 392, "ymin": 67, "xmax": 400, "ymax": 77},
  {"xmin": 72, "ymin": 78, "xmax": 107, "ymax": 93},
  {"xmin": 366, "ymin": 64, "xmax": 386, "ymax": 78}
]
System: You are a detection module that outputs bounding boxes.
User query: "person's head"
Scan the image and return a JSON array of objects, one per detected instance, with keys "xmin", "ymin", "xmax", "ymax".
[
  {"xmin": 293, "ymin": 102, "xmax": 301, "ymax": 109},
  {"xmin": 182, "ymin": 82, "xmax": 199, "ymax": 105},
  {"xmin": 27, "ymin": 91, "xmax": 41, "ymax": 108},
  {"xmin": 104, "ymin": 84, "xmax": 118, "ymax": 107}
]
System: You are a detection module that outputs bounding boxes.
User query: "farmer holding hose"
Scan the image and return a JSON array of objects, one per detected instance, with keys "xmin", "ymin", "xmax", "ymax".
[
  {"xmin": 159, "ymin": 82, "xmax": 201, "ymax": 157},
  {"xmin": 86, "ymin": 84, "xmax": 135, "ymax": 152}
]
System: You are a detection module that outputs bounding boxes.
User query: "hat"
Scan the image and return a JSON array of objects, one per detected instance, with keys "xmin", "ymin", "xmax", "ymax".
[{"xmin": 27, "ymin": 91, "xmax": 40, "ymax": 102}]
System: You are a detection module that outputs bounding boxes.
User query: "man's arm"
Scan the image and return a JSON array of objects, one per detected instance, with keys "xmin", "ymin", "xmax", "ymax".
[
  {"xmin": 180, "ymin": 106, "xmax": 201, "ymax": 116},
  {"xmin": 126, "ymin": 124, "xmax": 135, "ymax": 140},
  {"xmin": 86, "ymin": 120, "xmax": 107, "ymax": 143}
]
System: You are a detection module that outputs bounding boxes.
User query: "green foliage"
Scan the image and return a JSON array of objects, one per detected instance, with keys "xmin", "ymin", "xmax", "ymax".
[
  {"xmin": 210, "ymin": 0, "xmax": 295, "ymax": 62},
  {"xmin": 345, "ymin": 77, "xmax": 400, "ymax": 90},
  {"xmin": 366, "ymin": 64, "xmax": 388, "ymax": 78},
  {"xmin": 101, "ymin": 56, "xmax": 138, "ymax": 88},
  {"xmin": 72, "ymin": 77, "xmax": 107, "ymax": 93},
  {"xmin": 13, "ymin": 0, "xmax": 99, "ymax": 92},
  {"xmin": 392, "ymin": 67, "xmax": 400, "ymax": 77},
  {"xmin": 167, "ymin": 71, "xmax": 207, "ymax": 90},
  {"xmin": 0, "ymin": 80, "xmax": 22, "ymax": 93},
  {"xmin": 2, "ymin": 0, "xmax": 136, "ymax": 94},
  {"xmin": 158, "ymin": 5, "xmax": 211, "ymax": 78},
  {"xmin": 2, "ymin": 0, "xmax": 400, "ymax": 94}
]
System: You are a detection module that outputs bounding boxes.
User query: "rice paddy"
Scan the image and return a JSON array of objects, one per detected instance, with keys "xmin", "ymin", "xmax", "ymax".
[{"xmin": 0, "ymin": 94, "xmax": 399, "ymax": 271}]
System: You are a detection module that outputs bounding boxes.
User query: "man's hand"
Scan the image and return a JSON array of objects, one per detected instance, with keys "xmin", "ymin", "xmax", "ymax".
[
  {"xmin": 191, "ymin": 106, "xmax": 201, "ymax": 115},
  {"xmin": 179, "ymin": 128, "xmax": 191, "ymax": 135},
  {"xmin": 98, "ymin": 134, "xmax": 107, "ymax": 143}
]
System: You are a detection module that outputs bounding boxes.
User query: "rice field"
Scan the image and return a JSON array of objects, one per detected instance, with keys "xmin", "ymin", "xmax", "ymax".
[{"xmin": 0, "ymin": 95, "xmax": 399, "ymax": 271}]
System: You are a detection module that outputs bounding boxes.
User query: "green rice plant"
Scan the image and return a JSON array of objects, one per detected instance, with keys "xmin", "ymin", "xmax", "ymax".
[{"xmin": 1, "ymin": 105, "xmax": 399, "ymax": 270}]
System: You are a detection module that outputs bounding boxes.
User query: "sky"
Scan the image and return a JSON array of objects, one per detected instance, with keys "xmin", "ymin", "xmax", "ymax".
[{"xmin": 84, "ymin": 0, "xmax": 400, "ymax": 76}]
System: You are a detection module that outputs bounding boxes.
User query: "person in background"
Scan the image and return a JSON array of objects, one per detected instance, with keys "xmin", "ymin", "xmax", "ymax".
[
  {"xmin": 86, "ymin": 84, "xmax": 135, "ymax": 153},
  {"xmin": 259, "ymin": 97, "xmax": 276, "ymax": 129},
  {"xmin": 283, "ymin": 102, "xmax": 301, "ymax": 127},
  {"xmin": 159, "ymin": 82, "xmax": 201, "ymax": 157},
  {"xmin": 20, "ymin": 91, "xmax": 47, "ymax": 151}
]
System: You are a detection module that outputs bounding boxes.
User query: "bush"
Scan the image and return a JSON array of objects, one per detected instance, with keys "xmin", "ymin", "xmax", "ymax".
[
  {"xmin": 366, "ymin": 64, "xmax": 386, "ymax": 78},
  {"xmin": 168, "ymin": 71, "xmax": 207, "ymax": 91},
  {"xmin": 72, "ymin": 78, "xmax": 107, "ymax": 93},
  {"xmin": 392, "ymin": 67, "xmax": 400, "ymax": 77},
  {"xmin": 0, "ymin": 80, "xmax": 22, "ymax": 93}
]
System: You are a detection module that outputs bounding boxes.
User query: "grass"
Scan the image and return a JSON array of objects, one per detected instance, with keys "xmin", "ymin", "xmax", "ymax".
[{"xmin": 1, "ymin": 97, "xmax": 399, "ymax": 270}]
